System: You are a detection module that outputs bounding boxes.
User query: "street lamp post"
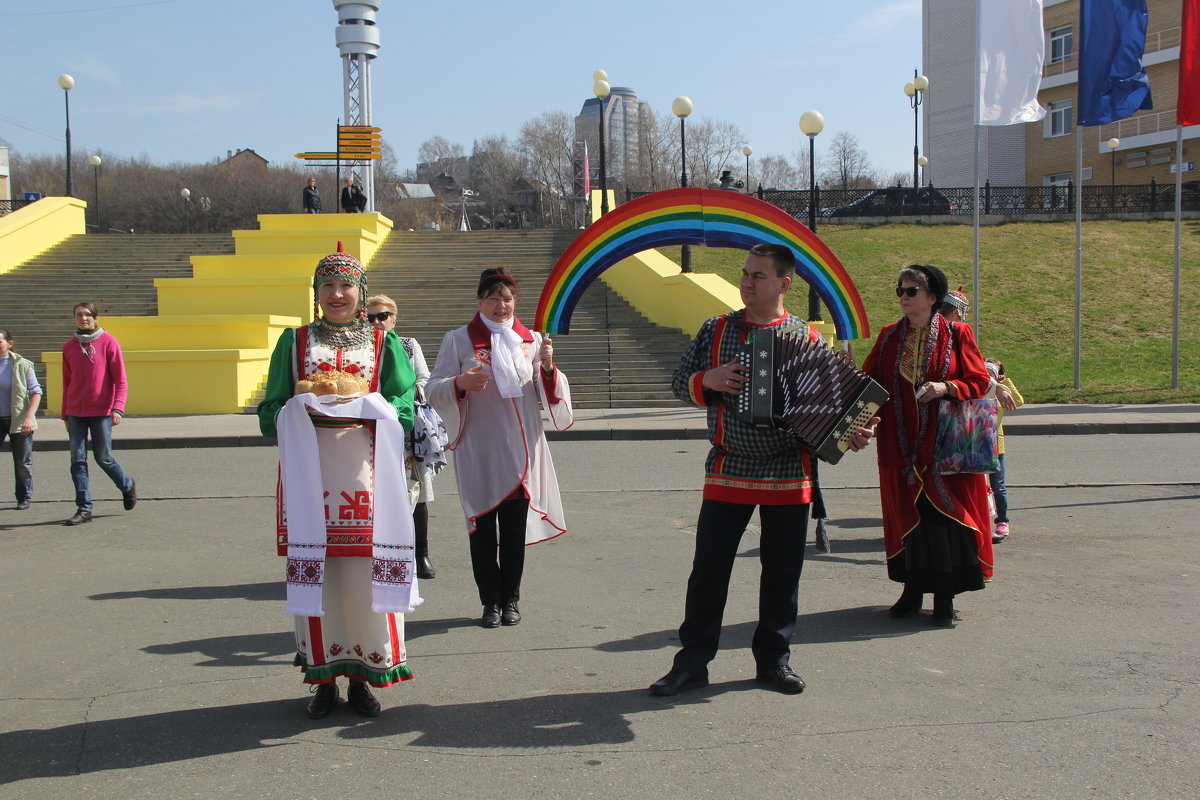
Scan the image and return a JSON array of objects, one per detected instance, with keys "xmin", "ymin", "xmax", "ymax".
[
  {"xmin": 593, "ymin": 70, "xmax": 611, "ymax": 216},
  {"xmin": 180, "ymin": 188, "xmax": 191, "ymax": 234},
  {"xmin": 673, "ymin": 95, "xmax": 694, "ymax": 273},
  {"xmin": 89, "ymin": 155, "xmax": 102, "ymax": 232},
  {"xmin": 904, "ymin": 71, "xmax": 929, "ymax": 192},
  {"xmin": 742, "ymin": 145, "xmax": 753, "ymax": 193},
  {"xmin": 58, "ymin": 74, "xmax": 75, "ymax": 197},
  {"xmin": 799, "ymin": 110, "xmax": 825, "ymax": 322},
  {"xmin": 1106, "ymin": 137, "xmax": 1120, "ymax": 186},
  {"xmin": 918, "ymin": 155, "xmax": 929, "ymax": 186}
]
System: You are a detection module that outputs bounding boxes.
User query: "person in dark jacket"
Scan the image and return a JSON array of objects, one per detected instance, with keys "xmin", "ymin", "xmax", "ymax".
[{"xmin": 303, "ymin": 178, "xmax": 322, "ymax": 214}]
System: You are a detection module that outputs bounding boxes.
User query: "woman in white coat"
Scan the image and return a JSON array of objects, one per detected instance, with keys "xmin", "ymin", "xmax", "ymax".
[{"xmin": 427, "ymin": 267, "xmax": 573, "ymax": 629}]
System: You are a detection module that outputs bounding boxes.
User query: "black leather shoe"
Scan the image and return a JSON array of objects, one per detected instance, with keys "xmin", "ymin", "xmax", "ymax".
[
  {"xmin": 481, "ymin": 605, "xmax": 501, "ymax": 628},
  {"xmin": 416, "ymin": 556, "xmax": 436, "ymax": 579},
  {"xmin": 501, "ymin": 601, "xmax": 521, "ymax": 626},
  {"xmin": 64, "ymin": 509, "xmax": 92, "ymax": 526},
  {"xmin": 649, "ymin": 669, "xmax": 709, "ymax": 697},
  {"xmin": 122, "ymin": 481, "xmax": 138, "ymax": 511},
  {"xmin": 347, "ymin": 680, "xmax": 381, "ymax": 717},
  {"xmin": 889, "ymin": 587, "xmax": 924, "ymax": 618},
  {"xmin": 306, "ymin": 683, "xmax": 339, "ymax": 719},
  {"xmin": 16, "ymin": 500, "xmax": 30, "ymax": 511},
  {"xmin": 755, "ymin": 664, "xmax": 806, "ymax": 694}
]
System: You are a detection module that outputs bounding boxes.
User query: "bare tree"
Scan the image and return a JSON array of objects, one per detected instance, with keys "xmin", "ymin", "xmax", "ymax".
[
  {"xmin": 470, "ymin": 135, "xmax": 524, "ymax": 228},
  {"xmin": 518, "ymin": 111, "xmax": 575, "ymax": 227},
  {"xmin": 754, "ymin": 154, "xmax": 800, "ymax": 190},
  {"xmin": 417, "ymin": 136, "xmax": 464, "ymax": 164},
  {"xmin": 819, "ymin": 131, "xmax": 873, "ymax": 190}
]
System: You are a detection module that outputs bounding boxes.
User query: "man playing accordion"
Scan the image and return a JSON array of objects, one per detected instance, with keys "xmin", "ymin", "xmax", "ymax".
[{"xmin": 649, "ymin": 243, "xmax": 877, "ymax": 698}]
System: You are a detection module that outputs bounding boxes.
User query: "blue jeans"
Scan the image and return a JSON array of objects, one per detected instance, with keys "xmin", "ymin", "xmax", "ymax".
[
  {"xmin": 67, "ymin": 416, "xmax": 133, "ymax": 512},
  {"xmin": 0, "ymin": 418, "xmax": 33, "ymax": 503},
  {"xmin": 988, "ymin": 453, "xmax": 1008, "ymax": 523}
]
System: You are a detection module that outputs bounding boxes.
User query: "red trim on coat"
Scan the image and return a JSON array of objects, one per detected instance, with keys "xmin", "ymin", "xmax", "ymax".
[{"xmin": 467, "ymin": 313, "xmax": 535, "ymax": 349}]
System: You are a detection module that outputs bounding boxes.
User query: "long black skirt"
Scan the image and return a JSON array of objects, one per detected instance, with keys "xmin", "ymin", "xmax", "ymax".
[{"xmin": 887, "ymin": 494, "xmax": 985, "ymax": 595}]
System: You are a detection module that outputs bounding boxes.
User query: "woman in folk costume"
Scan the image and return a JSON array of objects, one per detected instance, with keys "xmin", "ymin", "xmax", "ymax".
[
  {"xmin": 258, "ymin": 243, "xmax": 418, "ymax": 719},
  {"xmin": 859, "ymin": 264, "xmax": 993, "ymax": 628},
  {"xmin": 427, "ymin": 267, "xmax": 573, "ymax": 629}
]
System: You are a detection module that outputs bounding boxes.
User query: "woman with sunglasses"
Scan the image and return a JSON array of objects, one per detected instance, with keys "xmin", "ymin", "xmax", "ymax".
[
  {"xmin": 366, "ymin": 294, "xmax": 438, "ymax": 580},
  {"xmin": 426, "ymin": 267, "xmax": 573, "ymax": 629},
  {"xmin": 853, "ymin": 265, "xmax": 993, "ymax": 627}
]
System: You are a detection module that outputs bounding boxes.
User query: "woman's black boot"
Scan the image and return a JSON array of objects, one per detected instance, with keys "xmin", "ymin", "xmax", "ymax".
[
  {"xmin": 889, "ymin": 585, "xmax": 923, "ymax": 618},
  {"xmin": 932, "ymin": 593, "xmax": 955, "ymax": 627},
  {"xmin": 414, "ymin": 503, "xmax": 435, "ymax": 579}
]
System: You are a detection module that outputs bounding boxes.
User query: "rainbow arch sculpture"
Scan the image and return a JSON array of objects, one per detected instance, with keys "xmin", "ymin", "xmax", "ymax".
[{"xmin": 534, "ymin": 187, "xmax": 870, "ymax": 340}]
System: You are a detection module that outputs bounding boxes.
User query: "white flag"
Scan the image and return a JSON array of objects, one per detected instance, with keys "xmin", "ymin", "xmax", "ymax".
[{"xmin": 977, "ymin": 0, "xmax": 1047, "ymax": 125}]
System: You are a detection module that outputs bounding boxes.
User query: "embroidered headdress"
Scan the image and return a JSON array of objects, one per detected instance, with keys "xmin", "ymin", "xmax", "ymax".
[
  {"xmin": 943, "ymin": 287, "xmax": 970, "ymax": 317},
  {"xmin": 313, "ymin": 241, "xmax": 368, "ymax": 323}
]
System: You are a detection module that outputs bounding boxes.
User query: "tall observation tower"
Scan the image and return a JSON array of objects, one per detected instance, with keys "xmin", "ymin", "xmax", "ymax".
[{"xmin": 333, "ymin": 0, "xmax": 380, "ymax": 210}]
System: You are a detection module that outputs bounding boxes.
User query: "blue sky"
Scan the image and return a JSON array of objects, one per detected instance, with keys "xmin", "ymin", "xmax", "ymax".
[{"xmin": 1, "ymin": 0, "xmax": 924, "ymax": 180}]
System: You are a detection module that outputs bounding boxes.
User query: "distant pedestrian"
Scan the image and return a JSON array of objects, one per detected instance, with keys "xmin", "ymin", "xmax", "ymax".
[
  {"xmin": 340, "ymin": 177, "xmax": 359, "ymax": 213},
  {"xmin": 984, "ymin": 359, "xmax": 1022, "ymax": 544},
  {"xmin": 303, "ymin": 177, "xmax": 322, "ymax": 214},
  {"xmin": 0, "ymin": 328, "xmax": 42, "ymax": 511},
  {"xmin": 60, "ymin": 303, "xmax": 137, "ymax": 526}
]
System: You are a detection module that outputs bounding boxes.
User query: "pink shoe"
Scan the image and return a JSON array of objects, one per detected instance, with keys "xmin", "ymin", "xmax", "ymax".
[{"xmin": 992, "ymin": 522, "xmax": 1010, "ymax": 544}]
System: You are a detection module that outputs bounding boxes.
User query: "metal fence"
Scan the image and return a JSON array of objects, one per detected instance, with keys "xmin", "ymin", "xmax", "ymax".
[
  {"xmin": 0, "ymin": 199, "xmax": 36, "ymax": 217},
  {"xmin": 626, "ymin": 180, "xmax": 1199, "ymax": 219}
]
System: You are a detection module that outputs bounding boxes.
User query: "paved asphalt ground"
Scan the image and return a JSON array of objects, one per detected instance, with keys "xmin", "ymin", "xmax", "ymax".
[{"xmin": 1, "ymin": 406, "xmax": 1198, "ymax": 799}]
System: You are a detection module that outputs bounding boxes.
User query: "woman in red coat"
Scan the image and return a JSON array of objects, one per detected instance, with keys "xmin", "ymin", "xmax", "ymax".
[{"xmin": 860, "ymin": 265, "xmax": 993, "ymax": 627}]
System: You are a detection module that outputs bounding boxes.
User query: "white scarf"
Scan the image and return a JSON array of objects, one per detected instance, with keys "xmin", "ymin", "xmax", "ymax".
[
  {"xmin": 479, "ymin": 314, "xmax": 532, "ymax": 399},
  {"xmin": 278, "ymin": 392, "xmax": 422, "ymax": 617}
]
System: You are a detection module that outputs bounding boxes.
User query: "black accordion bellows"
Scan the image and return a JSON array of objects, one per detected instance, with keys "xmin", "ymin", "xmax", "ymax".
[{"xmin": 735, "ymin": 323, "xmax": 889, "ymax": 464}]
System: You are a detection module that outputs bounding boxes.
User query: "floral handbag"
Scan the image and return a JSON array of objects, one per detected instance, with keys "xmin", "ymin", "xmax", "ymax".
[{"xmin": 933, "ymin": 398, "xmax": 1000, "ymax": 474}]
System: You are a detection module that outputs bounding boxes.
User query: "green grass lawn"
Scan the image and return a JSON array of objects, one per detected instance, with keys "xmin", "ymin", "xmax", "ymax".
[{"xmin": 657, "ymin": 219, "xmax": 1200, "ymax": 403}]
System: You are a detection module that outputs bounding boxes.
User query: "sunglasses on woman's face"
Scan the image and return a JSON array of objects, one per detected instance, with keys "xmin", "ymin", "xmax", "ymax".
[
  {"xmin": 366, "ymin": 312, "xmax": 393, "ymax": 323},
  {"xmin": 896, "ymin": 286, "xmax": 922, "ymax": 298}
]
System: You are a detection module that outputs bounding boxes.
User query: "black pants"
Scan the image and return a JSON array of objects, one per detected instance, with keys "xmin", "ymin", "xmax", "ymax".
[
  {"xmin": 672, "ymin": 499, "xmax": 810, "ymax": 674},
  {"xmin": 468, "ymin": 496, "xmax": 529, "ymax": 607}
]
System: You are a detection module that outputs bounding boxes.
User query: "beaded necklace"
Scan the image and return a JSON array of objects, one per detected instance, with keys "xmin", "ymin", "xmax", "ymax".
[{"xmin": 312, "ymin": 318, "xmax": 372, "ymax": 349}]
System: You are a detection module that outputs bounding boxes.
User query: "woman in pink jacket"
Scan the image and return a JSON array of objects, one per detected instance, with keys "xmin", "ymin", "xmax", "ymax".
[{"xmin": 61, "ymin": 302, "xmax": 137, "ymax": 526}]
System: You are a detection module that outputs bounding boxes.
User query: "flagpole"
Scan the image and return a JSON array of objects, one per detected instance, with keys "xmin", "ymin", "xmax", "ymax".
[
  {"xmin": 1173, "ymin": 124, "xmax": 1183, "ymax": 389},
  {"xmin": 1074, "ymin": 126, "xmax": 1083, "ymax": 391},
  {"xmin": 972, "ymin": 124, "xmax": 981, "ymax": 336}
]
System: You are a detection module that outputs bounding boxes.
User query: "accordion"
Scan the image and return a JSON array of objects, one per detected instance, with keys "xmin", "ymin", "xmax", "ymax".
[{"xmin": 734, "ymin": 323, "xmax": 889, "ymax": 465}]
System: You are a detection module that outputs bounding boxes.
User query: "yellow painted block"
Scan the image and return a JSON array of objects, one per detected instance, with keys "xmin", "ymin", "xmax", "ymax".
[
  {"xmin": 600, "ymin": 249, "xmax": 741, "ymax": 337},
  {"xmin": 154, "ymin": 279, "xmax": 313, "ymax": 320},
  {"xmin": 188, "ymin": 254, "xmax": 322, "ymax": 280},
  {"xmin": 0, "ymin": 197, "xmax": 87, "ymax": 275},
  {"xmin": 102, "ymin": 314, "xmax": 300, "ymax": 350},
  {"xmin": 44, "ymin": 348, "xmax": 277, "ymax": 415}
]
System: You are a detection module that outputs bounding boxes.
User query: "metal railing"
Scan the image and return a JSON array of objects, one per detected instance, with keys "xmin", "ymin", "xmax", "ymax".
[
  {"xmin": 625, "ymin": 181, "xmax": 1198, "ymax": 219},
  {"xmin": 0, "ymin": 199, "xmax": 36, "ymax": 217}
]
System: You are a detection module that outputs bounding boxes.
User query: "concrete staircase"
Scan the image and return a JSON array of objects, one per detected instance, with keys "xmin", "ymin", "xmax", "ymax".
[
  {"xmin": 0, "ymin": 234, "xmax": 235, "ymax": 395},
  {"xmin": 360, "ymin": 230, "xmax": 692, "ymax": 409}
]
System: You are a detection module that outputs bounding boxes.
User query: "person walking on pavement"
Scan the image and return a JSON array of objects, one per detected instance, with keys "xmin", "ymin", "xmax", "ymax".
[
  {"xmin": 649, "ymin": 243, "xmax": 876, "ymax": 698},
  {"xmin": 0, "ymin": 328, "xmax": 42, "ymax": 511},
  {"xmin": 61, "ymin": 303, "xmax": 137, "ymax": 526}
]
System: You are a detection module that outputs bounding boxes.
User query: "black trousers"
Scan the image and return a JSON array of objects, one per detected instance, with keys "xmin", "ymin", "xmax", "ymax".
[
  {"xmin": 468, "ymin": 496, "xmax": 530, "ymax": 607},
  {"xmin": 672, "ymin": 499, "xmax": 810, "ymax": 674}
]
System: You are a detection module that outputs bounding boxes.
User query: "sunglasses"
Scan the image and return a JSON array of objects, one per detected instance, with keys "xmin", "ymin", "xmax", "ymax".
[
  {"xmin": 366, "ymin": 311, "xmax": 393, "ymax": 323},
  {"xmin": 895, "ymin": 286, "xmax": 923, "ymax": 298}
]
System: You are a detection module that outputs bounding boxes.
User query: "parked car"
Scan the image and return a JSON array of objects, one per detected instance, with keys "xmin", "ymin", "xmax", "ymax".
[{"xmin": 825, "ymin": 186, "xmax": 953, "ymax": 217}]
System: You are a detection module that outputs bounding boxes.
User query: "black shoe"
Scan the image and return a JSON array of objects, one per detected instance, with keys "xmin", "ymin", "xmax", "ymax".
[
  {"xmin": 347, "ymin": 680, "xmax": 381, "ymax": 717},
  {"xmin": 16, "ymin": 500, "xmax": 30, "ymax": 511},
  {"xmin": 122, "ymin": 481, "xmax": 138, "ymax": 511},
  {"xmin": 501, "ymin": 601, "xmax": 521, "ymax": 626},
  {"xmin": 416, "ymin": 556, "xmax": 436, "ymax": 580},
  {"xmin": 932, "ymin": 594, "xmax": 956, "ymax": 627},
  {"xmin": 481, "ymin": 604, "xmax": 501, "ymax": 628},
  {"xmin": 64, "ymin": 509, "xmax": 92, "ymax": 526},
  {"xmin": 306, "ymin": 683, "xmax": 339, "ymax": 719},
  {"xmin": 649, "ymin": 668, "xmax": 709, "ymax": 697},
  {"xmin": 889, "ymin": 586, "xmax": 924, "ymax": 618},
  {"xmin": 755, "ymin": 664, "xmax": 806, "ymax": 694}
]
